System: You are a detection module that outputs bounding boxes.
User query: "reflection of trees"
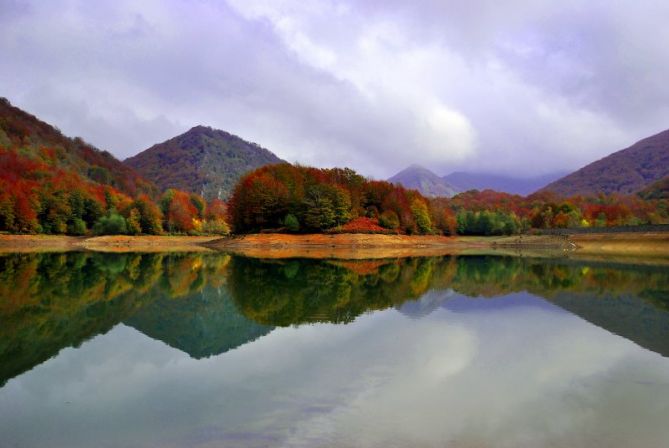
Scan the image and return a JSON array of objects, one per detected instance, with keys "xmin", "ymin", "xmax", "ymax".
[
  {"xmin": 2, "ymin": 251, "xmax": 668, "ymax": 387},
  {"xmin": 0, "ymin": 252, "xmax": 231, "ymax": 387},
  {"xmin": 227, "ymin": 255, "xmax": 669, "ymax": 356},
  {"xmin": 450, "ymin": 256, "xmax": 669, "ymax": 311},
  {"xmin": 227, "ymin": 256, "xmax": 458, "ymax": 326}
]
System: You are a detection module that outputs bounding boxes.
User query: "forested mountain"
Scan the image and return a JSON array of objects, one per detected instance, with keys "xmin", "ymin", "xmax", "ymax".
[
  {"xmin": 0, "ymin": 99, "xmax": 228, "ymax": 235},
  {"xmin": 388, "ymin": 165, "xmax": 459, "ymax": 197},
  {"xmin": 443, "ymin": 171, "xmax": 566, "ymax": 196},
  {"xmin": 539, "ymin": 129, "xmax": 669, "ymax": 196},
  {"xmin": 0, "ymin": 98, "xmax": 157, "ymax": 197},
  {"xmin": 125, "ymin": 126, "xmax": 284, "ymax": 201}
]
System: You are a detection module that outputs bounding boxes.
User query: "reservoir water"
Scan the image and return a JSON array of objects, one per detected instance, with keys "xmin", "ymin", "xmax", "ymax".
[{"xmin": 1, "ymin": 252, "xmax": 668, "ymax": 447}]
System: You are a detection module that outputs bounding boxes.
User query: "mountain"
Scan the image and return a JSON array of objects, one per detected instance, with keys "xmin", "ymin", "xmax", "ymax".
[
  {"xmin": 0, "ymin": 98, "xmax": 156, "ymax": 197},
  {"xmin": 125, "ymin": 285, "xmax": 273, "ymax": 359},
  {"xmin": 443, "ymin": 171, "xmax": 567, "ymax": 196},
  {"xmin": 638, "ymin": 175, "xmax": 669, "ymax": 200},
  {"xmin": 388, "ymin": 164, "xmax": 459, "ymax": 197},
  {"xmin": 124, "ymin": 126, "xmax": 284, "ymax": 201},
  {"xmin": 539, "ymin": 129, "xmax": 669, "ymax": 196}
]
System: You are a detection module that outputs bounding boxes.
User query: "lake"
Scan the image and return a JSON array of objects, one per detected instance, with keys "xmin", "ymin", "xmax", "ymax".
[{"xmin": 1, "ymin": 251, "xmax": 668, "ymax": 447}]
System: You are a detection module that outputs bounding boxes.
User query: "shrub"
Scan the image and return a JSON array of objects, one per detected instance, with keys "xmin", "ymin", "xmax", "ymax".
[
  {"xmin": 93, "ymin": 211, "xmax": 127, "ymax": 235},
  {"xmin": 378, "ymin": 210, "xmax": 400, "ymax": 229},
  {"xmin": 284, "ymin": 213, "xmax": 300, "ymax": 232}
]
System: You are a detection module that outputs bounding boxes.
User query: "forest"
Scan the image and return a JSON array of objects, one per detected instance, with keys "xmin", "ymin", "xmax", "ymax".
[
  {"xmin": 227, "ymin": 163, "xmax": 669, "ymax": 236},
  {"xmin": 1, "ymin": 91, "xmax": 667, "ymax": 237},
  {"xmin": 0, "ymin": 147, "xmax": 228, "ymax": 236}
]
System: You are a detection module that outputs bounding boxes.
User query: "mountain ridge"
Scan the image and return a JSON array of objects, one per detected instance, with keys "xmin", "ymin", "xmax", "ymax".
[
  {"xmin": 0, "ymin": 97, "xmax": 157, "ymax": 197},
  {"xmin": 539, "ymin": 129, "xmax": 669, "ymax": 196},
  {"xmin": 124, "ymin": 126, "xmax": 284, "ymax": 201},
  {"xmin": 388, "ymin": 164, "xmax": 566, "ymax": 197}
]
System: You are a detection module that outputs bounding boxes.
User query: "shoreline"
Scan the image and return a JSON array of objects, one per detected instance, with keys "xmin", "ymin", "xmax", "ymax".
[{"xmin": 0, "ymin": 232, "xmax": 668, "ymax": 259}]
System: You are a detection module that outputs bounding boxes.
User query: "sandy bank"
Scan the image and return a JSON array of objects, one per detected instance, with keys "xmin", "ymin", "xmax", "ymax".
[
  {"xmin": 0, "ymin": 234, "xmax": 219, "ymax": 253},
  {"xmin": 1, "ymin": 232, "xmax": 667, "ymax": 259},
  {"xmin": 205, "ymin": 233, "xmax": 472, "ymax": 259}
]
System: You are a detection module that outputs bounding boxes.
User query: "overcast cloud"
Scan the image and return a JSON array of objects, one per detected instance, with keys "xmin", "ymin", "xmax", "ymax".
[{"xmin": 1, "ymin": 0, "xmax": 668, "ymax": 178}]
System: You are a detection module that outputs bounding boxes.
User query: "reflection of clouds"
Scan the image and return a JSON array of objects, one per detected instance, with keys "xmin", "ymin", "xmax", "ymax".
[{"xmin": 1, "ymin": 296, "xmax": 669, "ymax": 448}]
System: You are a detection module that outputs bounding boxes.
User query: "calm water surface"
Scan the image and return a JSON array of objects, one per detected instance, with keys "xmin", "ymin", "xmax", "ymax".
[{"xmin": 1, "ymin": 252, "xmax": 668, "ymax": 447}]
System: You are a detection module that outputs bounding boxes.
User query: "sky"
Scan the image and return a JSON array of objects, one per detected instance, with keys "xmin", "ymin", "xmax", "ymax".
[{"xmin": 1, "ymin": 0, "xmax": 668, "ymax": 179}]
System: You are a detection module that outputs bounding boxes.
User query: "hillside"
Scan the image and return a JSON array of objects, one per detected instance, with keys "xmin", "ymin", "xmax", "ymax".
[
  {"xmin": 638, "ymin": 175, "xmax": 669, "ymax": 200},
  {"xmin": 125, "ymin": 126, "xmax": 284, "ymax": 201},
  {"xmin": 540, "ymin": 129, "xmax": 669, "ymax": 196},
  {"xmin": 388, "ymin": 164, "xmax": 459, "ymax": 197},
  {"xmin": 443, "ymin": 171, "xmax": 566, "ymax": 196},
  {"xmin": 0, "ymin": 98, "xmax": 156, "ymax": 197}
]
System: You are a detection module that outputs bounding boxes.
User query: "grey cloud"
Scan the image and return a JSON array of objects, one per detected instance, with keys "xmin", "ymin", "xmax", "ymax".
[{"xmin": 1, "ymin": 0, "xmax": 667, "ymax": 178}]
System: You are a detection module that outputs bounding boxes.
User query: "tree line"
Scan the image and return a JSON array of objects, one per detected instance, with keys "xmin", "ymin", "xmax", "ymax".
[
  {"xmin": 228, "ymin": 163, "xmax": 669, "ymax": 235},
  {"xmin": 0, "ymin": 148, "xmax": 228, "ymax": 235}
]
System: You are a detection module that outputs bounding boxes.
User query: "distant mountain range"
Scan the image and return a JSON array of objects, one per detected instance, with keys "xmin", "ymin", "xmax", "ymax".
[
  {"xmin": 540, "ymin": 128, "xmax": 669, "ymax": 196},
  {"xmin": 388, "ymin": 164, "xmax": 459, "ymax": 197},
  {"xmin": 124, "ymin": 126, "xmax": 284, "ymax": 201},
  {"xmin": 388, "ymin": 164, "xmax": 565, "ymax": 197},
  {"xmin": 443, "ymin": 171, "xmax": 567, "ymax": 196}
]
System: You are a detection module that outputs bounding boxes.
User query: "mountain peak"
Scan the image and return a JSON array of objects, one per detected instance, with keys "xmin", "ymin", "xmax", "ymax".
[
  {"xmin": 388, "ymin": 165, "xmax": 459, "ymax": 197},
  {"xmin": 125, "ymin": 127, "xmax": 284, "ymax": 200}
]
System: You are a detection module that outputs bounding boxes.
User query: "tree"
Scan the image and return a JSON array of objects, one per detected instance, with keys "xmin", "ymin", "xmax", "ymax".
[
  {"xmin": 93, "ymin": 210, "xmax": 127, "ymax": 235},
  {"xmin": 411, "ymin": 199, "xmax": 432, "ymax": 234},
  {"xmin": 303, "ymin": 186, "xmax": 336, "ymax": 230},
  {"xmin": 379, "ymin": 210, "xmax": 400, "ymax": 230},
  {"xmin": 284, "ymin": 213, "xmax": 300, "ymax": 232},
  {"xmin": 126, "ymin": 208, "xmax": 142, "ymax": 235}
]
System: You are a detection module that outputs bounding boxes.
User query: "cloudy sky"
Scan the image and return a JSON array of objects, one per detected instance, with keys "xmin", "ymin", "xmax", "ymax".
[{"xmin": 2, "ymin": 0, "xmax": 668, "ymax": 178}]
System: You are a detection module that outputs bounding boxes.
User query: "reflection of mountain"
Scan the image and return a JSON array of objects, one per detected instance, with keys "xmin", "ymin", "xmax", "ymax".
[
  {"xmin": 2, "ymin": 251, "xmax": 669, "ymax": 389},
  {"xmin": 125, "ymin": 286, "xmax": 273, "ymax": 359},
  {"xmin": 397, "ymin": 289, "xmax": 457, "ymax": 318},
  {"xmin": 0, "ymin": 252, "xmax": 230, "ymax": 386},
  {"xmin": 551, "ymin": 292, "xmax": 669, "ymax": 357},
  {"xmin": 440, "ymin": 292, "xmax": 563, "ymax": 314}
]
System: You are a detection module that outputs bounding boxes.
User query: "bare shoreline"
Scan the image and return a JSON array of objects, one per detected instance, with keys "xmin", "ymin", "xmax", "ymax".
[{"xmin": 1, "ymin": 232, "xmax": 667, "ymax": 261}]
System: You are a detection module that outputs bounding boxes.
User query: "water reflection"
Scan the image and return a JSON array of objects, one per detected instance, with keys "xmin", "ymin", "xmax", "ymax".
[
  {"xmin": 0, "ymin": 252, "xmax": 668, "ymax": 447},
  {"xmin": 1, "ymin": 252, "xmax": 668, "ymax": 388}
]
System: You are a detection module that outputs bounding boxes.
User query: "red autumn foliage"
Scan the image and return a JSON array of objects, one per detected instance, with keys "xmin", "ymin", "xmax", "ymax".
[{"xmin": 335, "ymin": 217, "xmax": 393, "ymax": 234}]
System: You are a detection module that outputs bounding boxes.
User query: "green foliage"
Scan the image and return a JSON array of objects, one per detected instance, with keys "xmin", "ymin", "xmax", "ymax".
[
  {"xmin": 93, "ymin": 210, "xmax": 127, "ymax": 235},
  {"xmin": 284, "ymin": 213, "xmax": 300, "ymax": 232},
  {"xmin": 303, "ymin": 185, "xmax": 337, "ymax": 230},
  {"xmin": 202, "ymin": 219, "xmax": 230, "ymax": 235},
  {"xmin": 131, "ymin": 196, "xmax": 163, "ymax": 235},
  {"xmin": 411, "ymin": 199, "xmax": 433, "ymax": 234},
  {"xmin": 456, "ymin": 210, "xmax": 520, "ymax": 235},
  {"xmin": 190, "ymin": 194, "xmax": 206, "ymax": 219},
  {"xmin": 378, "ymin": 210, "xmax": 400, "ymax": 229},
  {"xmin": 67, "ymin": 218, "xmax": 87, "ymax": 235}
]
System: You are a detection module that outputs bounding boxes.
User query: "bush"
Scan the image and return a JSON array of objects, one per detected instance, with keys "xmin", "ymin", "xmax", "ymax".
[
  {"xmin": 203, "ymin": 219, "xmax": 230, "ymax": 235},
  {"xmin": 284, "ymin": 213, "xmax": 300, "ymax": 232},
  {"xmin": 68, "ymin": 218, "xmax": 87, "ymax": 235},
  {"xmin": 93, "ymin": 211, "xmax": 127, "ymax": 235},
  {"xmin": 378, "ymin": 210, "xmax": 400, "ymax": 229}
]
